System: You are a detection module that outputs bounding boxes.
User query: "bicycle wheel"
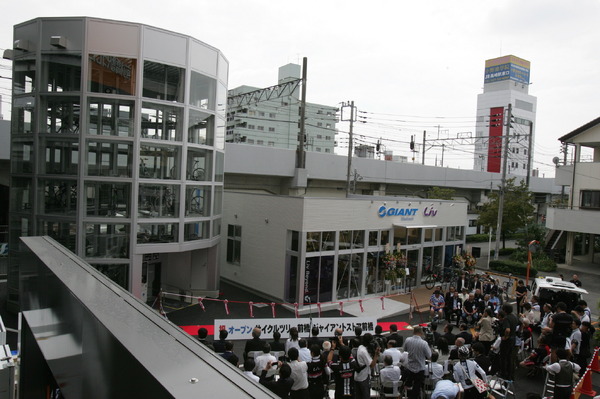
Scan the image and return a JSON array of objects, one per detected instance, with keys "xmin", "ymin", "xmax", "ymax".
[
  {"xmin": 190, "ymin": 195, "xmax": 203, "ymax": 215},
  {"xmin": 192, "ymin": 168, "xmax": 205, "ymax": 181},
  {"xmin": 425, "ymin": 273, "xmax": 436, "ymax": 290}
]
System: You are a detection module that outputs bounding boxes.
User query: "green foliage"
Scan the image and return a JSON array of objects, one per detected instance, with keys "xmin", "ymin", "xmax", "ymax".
[
  {"xmin": 534, "ymin": 257, "xmax": 557, "ymax": 272},
  {"xmin": 489, "ymin": 259, "xmax": 538, "ymax": 278},
  {"xmin": 427, "ymin": 187, "xmax": 456, "ymax": 200},
  {"xmin": 500, "ymin": 248, "xmax": 518, "ymax": 256},
  {"xmin": 466, "ymin": 234, "xmax": 496, "ymax": 243},
  {"xmin": 516, "ymin": 223, "xmax": 548, "ymax": 249},
  {"xmin": 508, "ymin": 249, "xmax": 557, "ymax": 272},
  {"xmin": 476, "ymin": 178, "xmax": 535, "ymax": 239}
]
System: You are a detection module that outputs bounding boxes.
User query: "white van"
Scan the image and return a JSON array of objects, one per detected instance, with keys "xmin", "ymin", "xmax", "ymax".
[{"xmin": 530, "ymin": 277, "xmax": 588, "ymax": 312}]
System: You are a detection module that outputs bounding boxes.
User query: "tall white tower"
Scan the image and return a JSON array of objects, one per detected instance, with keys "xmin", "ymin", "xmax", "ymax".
[{"xmin": 474, "ymin": 55, "xmax": 537, "ymax": 176}]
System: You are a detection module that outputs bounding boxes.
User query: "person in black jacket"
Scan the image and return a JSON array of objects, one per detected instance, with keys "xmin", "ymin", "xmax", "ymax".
[
  {"xmin": 386, "ymin": 324, "xmax": 403, "ymax": 348},
  {"xmin": 260, "ymin": 362, "xmax": 294, "ymax": 398}
]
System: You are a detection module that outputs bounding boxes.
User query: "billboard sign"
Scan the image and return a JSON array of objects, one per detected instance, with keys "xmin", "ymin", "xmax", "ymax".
[{"xmin": 484, "ymin": 55, "xmax": 530, "ymax": 85}]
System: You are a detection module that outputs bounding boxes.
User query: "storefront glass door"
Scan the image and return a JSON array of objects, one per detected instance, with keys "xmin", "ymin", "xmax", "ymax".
[{"xmin": 304, "ymin": 255, "xmax": 334, "ymax": 304}]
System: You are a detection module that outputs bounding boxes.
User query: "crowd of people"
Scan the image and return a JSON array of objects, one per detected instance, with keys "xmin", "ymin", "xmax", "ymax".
[{"xmin": 194, "ymin": 273, "xmax": 593, "ymax": 399}]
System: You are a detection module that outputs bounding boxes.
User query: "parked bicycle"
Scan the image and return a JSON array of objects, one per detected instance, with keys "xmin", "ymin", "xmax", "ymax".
[
  {"xmin": 189, "ymin": 160, "xmax": 205, "ymax": 181},
  {"xmin": 423, "ymin": 263, "xmax": 460, "ymax": 290}
]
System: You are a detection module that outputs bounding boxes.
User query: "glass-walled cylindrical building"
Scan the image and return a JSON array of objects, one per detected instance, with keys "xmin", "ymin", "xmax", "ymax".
[{"xmin": 8, "ymin": 17, "xmax": 228, "ymax": 310}]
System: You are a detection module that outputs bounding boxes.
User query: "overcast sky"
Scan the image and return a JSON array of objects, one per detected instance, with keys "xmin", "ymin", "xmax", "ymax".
[{"xmin": 1, "ymin": 0, "xmax": 599, "ymax": 177}]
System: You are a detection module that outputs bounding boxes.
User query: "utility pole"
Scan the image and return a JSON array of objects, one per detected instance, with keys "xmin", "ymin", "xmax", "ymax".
[
  {"xmin": 297, "ymin": 57, "xmax": 308, "ymax": 169},
  {"xmin": 494, "ymin": 103, "xmax": 512, "ymax": 260},
  {"xmin": 341, "ymin": 101, "xmax": 356, "ymax": 197},
  {"xmin": 525, "ymin": 120, "xmax": 533, "ymax": 188},
  {"xmin": 441, "ymin": 144, "xmax": 445, "ymax": 167},
  {"xmin": 422, "ymin": 130, "xmax": 426, "ymax": 165}
]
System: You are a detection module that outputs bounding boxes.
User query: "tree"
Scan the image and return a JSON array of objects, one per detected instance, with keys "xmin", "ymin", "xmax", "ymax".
[
  {"xmin": 427, "ymin": 187, "xmax": 455, "ymax": 200},
  {"xmin": 476, "ymin": 178, "xmax": 535, "ymax": 248}
]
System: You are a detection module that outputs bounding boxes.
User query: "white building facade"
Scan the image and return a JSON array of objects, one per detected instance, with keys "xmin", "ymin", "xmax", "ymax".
[
  {"xmin": 221, "ymin": 192, "xmax": 468, "ymax": 307},
  {"xmin": 7, "ymin": 17, "xmax": 227, "ymax": 309},
  {"xmin": 474, "ymin": 55, "xmax": 537, "ymax": 177},
  {"xmin": 227, "ymin": 64, "xmax": 337, "ymax": 154},
  {"xmin": 547, "ymin": 117, "xmax": 600, "ymax": 266}
]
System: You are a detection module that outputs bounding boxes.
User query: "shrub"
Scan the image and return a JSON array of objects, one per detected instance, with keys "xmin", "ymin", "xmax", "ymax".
[
  {"xmin": 489, "ymin": 260, "xmax": 538, "ymax": 278},
  {"xmin": 466, "ymin": 234, "xmax": 495, "ymax": 243},
  {"xmin": 499, "ymin": 248, "xmax": 518, "ymax": 256}
]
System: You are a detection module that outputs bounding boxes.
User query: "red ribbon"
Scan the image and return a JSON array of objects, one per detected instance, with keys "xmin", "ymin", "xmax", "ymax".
[
  {"xmin": 271, "ymin": 302, "xmax": 276, "ymax": 318},
  {"xmin": 359, "ymin": 299, "xmax": 364, "ymax": 313},
  {"xmin": 198, "ymin": 297, "xmax": 205, "ymax": 312},
  {"xmin": 317, "ymin": 302, "xmax": 322, "ymax": 317},
  {"xmin": 380, "ymin": 296, "xmax": 385, "ymax": 310},
  {"xmin": 224, "ymin": 299, "xmax": 230, "ymax": 315},
  {"xmin": 249, "ymin": 301, "xmax": 254, "ymax": 318},
  {"xmin": 339, "ymin": 301, "xmax": 344, "ymax": 316},
  {"xmin": 294, "ymin": 302, "xmax": 299, "ymax": 318}
]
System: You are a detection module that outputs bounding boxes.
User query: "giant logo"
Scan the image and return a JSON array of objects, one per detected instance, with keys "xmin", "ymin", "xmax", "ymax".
[{"xmin": 377, "ymin": 206, "xmax": 439, "ymax": 218}]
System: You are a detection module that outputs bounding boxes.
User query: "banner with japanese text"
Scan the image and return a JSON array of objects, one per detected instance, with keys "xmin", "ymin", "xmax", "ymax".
[{"xmin": 214, "ymin": 317, "xmax": 377, "ymax": 340}]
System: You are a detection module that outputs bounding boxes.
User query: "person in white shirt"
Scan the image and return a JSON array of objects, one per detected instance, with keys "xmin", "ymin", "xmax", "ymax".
[
  {"xmin": 355, "ymin": 333, "xmax": 380, "ymax": 399},
  {"xmin": 425, "ymin": 352, "xmax": 445, "ymax": 384},
  {"xmin": 383, "ymin": 340, "xmax": 402, "ymax": 364},
  {"xmin": 431, "ymin": 380, "xmax": 461, "ymax": 399},
  {"xmin": 540, "ymin": 303, "xmax": 554, "ymax": 329},
  {"xmin": 452, "ymin": 346, "xmax": 487, "ymax": 399},
  {"xmin": 253, "ymin": 344, "xmax": 277, "ymax": 377},
  {"xmin": 545, "ymin": 348, "xmax": 581, "ymax": 399},
  {"xmin": 298, "ymin": 339, "xmax": 312, "ymax": 363},
  {"xmin": 287, "ymin": 347, "xmax": 309, "ymax": 398},
  {"xmin": 243, "ymin": 358, "xmax": 260, "ymax": 383},
  {"xmin": 379, "ymin": 355, "xmax": 401, "ymax": 395}
]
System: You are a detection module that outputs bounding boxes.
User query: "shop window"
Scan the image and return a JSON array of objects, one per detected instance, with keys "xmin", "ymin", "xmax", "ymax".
[
  {"xmin": 184, "ymin": 221, "xmax": 210, "ymax": 241},
  {"xmin": 137, "ymin": 223, "xmax": 178, "ymax": 244},
  {"xmin": 43, "ymin": 54, "xmax": 81, "ymax": 92},
  {"xmin": 87, "ymin": 141, "xmax": 133, "ymax": 178},
  {"xmin": 138, "ymin": 184, "xmax": 180, "ymax": 218},
  {"xmin": 393, "ymin": 226, "xmax": 408, "ymax": 247},
  {"xmin": 85, "ymin": 182, "xmax": 131, "ymax": 217},
  {"xmin": 187, "ymin": 148, "xmax": 213, "ymax": 181},
  {"xmin": 339, "ymin": 231, "xmax": 351, "ymax": 250},
  {"xmin": 89, "ymin": 54, "xmax": 136, "ymax": 95},
  {"xmin": 40, "ymin": 179, "xmax": 78, "ymax": 216},
  {"xmin": 143, "ymin": 61, "xmax": 184, "ymax": 102},
  {"xmin": 141, "ymin": 102, "xmax": 183, "ymax": 141},
  {"xmin": 213, "ymin": 186, "xmax": 223, "ymax": 216},
  {"xmin": 352, "ymin": 230, "xmax": 364, "ymax": 249},
  {"xmin": 227, "ymin": 224, "xmax": 242, "ymax": 264},
  {"xmin": 13, "ymin": 57, "xmax": 36, "ymax": 94},
  {"xmin": 289, "ymin": 231, "xmax": 299, "ymax": 252},
  {"xmin": 368, "ymin": 231, "xmax": 378, "ymax": 247},
  {"xmin": 11, "ymin": 142, "xmax": 34, "ymax": 174},
  {"xmin": 10, "ymin": 177, "xmax": 32, "ymax": 212},
  {"xmin": 39, "ymin": 220, "xmax": 77, "ymax": 252},
  {"xmin": 190, "ymin": 71, "xmax": 216, "ymax": 109},
  {"xmin": 407, "ymin": 228, "xmax": 421, "ymax": 245},
  {"xmin": 213, "ymin": 218, "xmax": 221, "ymax": 238},
  {"xmin": 581, "ymin": 190, "xmax": 600, "ymax": 209},
  {"xmin": 85, "ymin": 223, "xmax": 130, "ymax": 258},
  {"xmin": 214, "ymin": 152, "xmax": 224, "ymax": 182},
  {"xmin": 89, "ymin": 98, "xmax": 135, "ymax": 137},
  {"xmin": 185, "ymin": 186, "xmax": 211, "ymax": 217},
  {"xmin": 188, "ymin": 110, "xmax": 215, "ymax": 145},
  {"xmin": 11, "ymin": 97, "xmax": 35, "ymax": 134},
  {"xmin": 285, "ymin": 254, "xmax": 298, "ymax": 302},
  {"xmin": 139, "ymin": 144, "xmax": 180, "ymax": 180},
  {"xmin": 40, "ymin": 138, "xmax": 79, "ymax": 175},
  {"xmin": 41, "ymin": 96, "xmax": 80, "ymax": 134}
]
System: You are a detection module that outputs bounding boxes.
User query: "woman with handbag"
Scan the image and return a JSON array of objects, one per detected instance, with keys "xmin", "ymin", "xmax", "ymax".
[{"xmin": 452, "ymin": 346, "xmax": 488, "ymax": 399}]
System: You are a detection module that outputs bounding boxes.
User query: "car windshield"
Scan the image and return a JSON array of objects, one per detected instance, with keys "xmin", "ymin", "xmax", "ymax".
[{"xmin": 538, "ymin": 288, "xmax": 580, "ymax": 312}]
